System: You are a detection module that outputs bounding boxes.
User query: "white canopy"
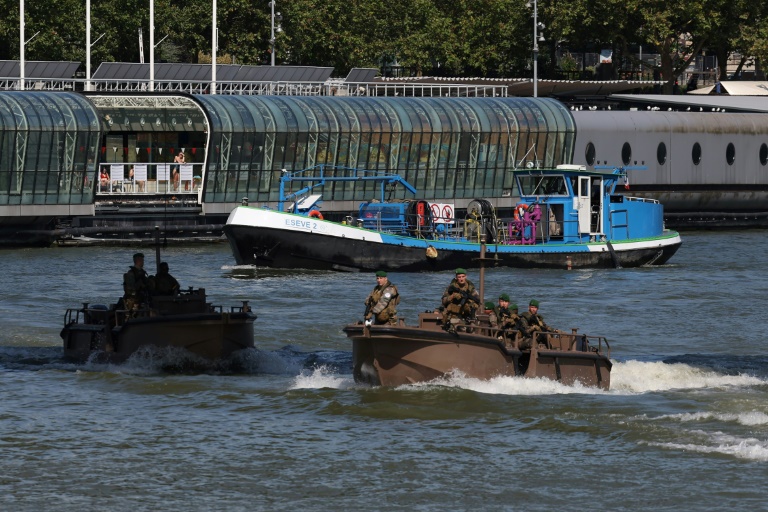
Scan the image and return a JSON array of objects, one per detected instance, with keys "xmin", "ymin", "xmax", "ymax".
[{"xmin": 689, "ymin": 81, "xmax": 768, "ymax": 96}]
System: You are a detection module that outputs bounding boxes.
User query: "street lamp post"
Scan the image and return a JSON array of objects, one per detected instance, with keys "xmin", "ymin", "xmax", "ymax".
[
  {"xmin": 269, "ymin": 1, "xmax": 282, "ymax": 66},
  {"xmin": 526, "ymin": 0, "xmax": 545, "ymax": 97}
]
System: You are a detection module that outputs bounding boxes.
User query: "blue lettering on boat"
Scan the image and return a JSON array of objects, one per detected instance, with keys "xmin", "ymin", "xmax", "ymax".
[{"xmin": 286, "ymin": 219, "xmax": 314, "ymax": 229}]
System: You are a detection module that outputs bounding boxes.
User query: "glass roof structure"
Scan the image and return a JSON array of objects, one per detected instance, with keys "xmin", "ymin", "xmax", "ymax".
[
  {"xmin": 193, "ymin": 95, "xmax": 575, "ymax": 204},
  {"xmin": 0, "ymin": 92, "xmax": 101, "ymax": 206}
]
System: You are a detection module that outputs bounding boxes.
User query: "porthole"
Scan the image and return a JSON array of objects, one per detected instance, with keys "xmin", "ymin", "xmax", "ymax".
[
  {"xmin": 657, "ymin": 142, "xmax": 667, "ymax": 165},
  {"xmin": 585, "ymin": 143, "xmax": 596, "ymax": 166},
  {"xmin": 621, "ymin": 142, "xmax": 632, "ymax": 165},
  {"xmin": 692, "ymin": 142, "xmax": 702, "ymax": 165},
  {"xmin": 726, "ymin": 142, "xmax": 736, "ymax": 165},
  {"xmin": 760, "ymin": 143, "xmax": 768, "ymax": 166}
]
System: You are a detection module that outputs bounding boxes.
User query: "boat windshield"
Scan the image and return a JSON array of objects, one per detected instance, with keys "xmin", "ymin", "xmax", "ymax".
[{"xmin": 517, "ymin": 175, "xmax": 569, "ymax": 196}]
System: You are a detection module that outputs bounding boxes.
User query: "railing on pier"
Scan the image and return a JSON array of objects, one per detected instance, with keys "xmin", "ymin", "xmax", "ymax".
[
  {"xmin": 0, "ymin": 78, "xmax": 508, "ymax": 98},
  {"xmin": 95, "ymin": 162, "xmax": 203, "ymax": 196}
]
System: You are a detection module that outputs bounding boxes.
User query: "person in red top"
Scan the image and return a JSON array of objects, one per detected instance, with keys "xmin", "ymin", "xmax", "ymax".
[{"xmin": 99, "ymin": 168, "xmax": 110, "ymax": 192}]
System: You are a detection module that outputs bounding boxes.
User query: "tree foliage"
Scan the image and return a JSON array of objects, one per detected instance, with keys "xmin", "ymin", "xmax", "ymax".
[{"xmin": 0, "ymin": 0, "xmax": 763, "ymax": 87}]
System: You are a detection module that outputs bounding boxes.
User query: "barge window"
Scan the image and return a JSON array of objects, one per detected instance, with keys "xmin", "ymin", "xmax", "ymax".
[
  {"xmin": 761, "ymin": 143, "xmax": 768, "ymax": 166},
  {"xmin": 692, "ymin": 142, "xmax": 702, "ymax": 165},
  {"xmin": 726, "ymin": 143, "xmax": 736, "ymax": 165},
  {"xmin": 621, "ymin": 142, "xmax": 631, "ymax": 165},
  {"xmin": 517, "ymin": 175, "xmax": 567, "ymax": 196},
  {"xmin": 585, "ymin": 142, "xmax": 596, "ymax": 166},
  {"xmin": 657, "ymin": 142, "xmax": 667, "ymax": 165}
]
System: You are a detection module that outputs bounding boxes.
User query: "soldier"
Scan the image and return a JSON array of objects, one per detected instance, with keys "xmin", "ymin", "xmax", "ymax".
[
  {"xmin": 518, "ymin": 299, "xmax": 553, "ymax": 348},
  {"xmin": 440, "ymin": 268, "xmax": 480, "ymax": 333},
  {"xmin": 484, "ymin": 301, "xmax": 499, "ymax": 328},
  {"xmin": 152, "ymin": 261, "xmax": 180, "ymax": 296},
  {"xmin": 364, "ymin": 270, "xmax": 399, "ymax": 326},
  {"xmin": 496, "ymin": 293, "xmax": 517, "ymax": 331},
  {"xmin": 123, "ymin": 252, "xmax": 150, "ymax": 312},
  {"xmin": 507, "ymin": 303, "xmax": 521, "ymax": 330}
]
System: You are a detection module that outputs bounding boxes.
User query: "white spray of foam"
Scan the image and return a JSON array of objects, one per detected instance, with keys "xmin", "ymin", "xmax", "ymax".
[
  {"xmin": 610, "ymin": 360, "xmax": 765, "ymax": 393},
  {"xmin": 289, "ymin": 365, "xmax": 354, "ymax": 390},
  {"xmin": 645, "ymin": 411, "xmax": 768, "ymax": 427},
  {"xmin": 645, "ymin": 430, "xmax": 768, "ymax": 462},
  {"xmin": 399, "ymin": 370, "xmax": 606, "ymax": 396}
]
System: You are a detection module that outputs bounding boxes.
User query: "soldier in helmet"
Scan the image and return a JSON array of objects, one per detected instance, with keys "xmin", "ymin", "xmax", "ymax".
[
  {"xmin": 123, "ymin": 253, "xmax": 150, "ymax": 312},
  {"xmin": 364, "ymin": 270, "xmax": 400, "ymax": 326},
  {"xmin": 440, "ymin": 268, "xmax": 480, "ymax": 333}
]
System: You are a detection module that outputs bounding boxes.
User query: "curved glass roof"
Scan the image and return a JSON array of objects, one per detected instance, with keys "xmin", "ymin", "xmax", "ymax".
[
  {"xmin": 0, "ymin": 92, "xmax": 101, "ymax": 206},
  {"xmin": 194, "ymin": 96, "xmax": 574, "ymax": 137},
  {"xmin": 0, "ymin": 91, "xmax": 100, "ymax": 131},
  {"xmin": 192, "ymin": 95, "xmax": 575, "ymax": 204}
]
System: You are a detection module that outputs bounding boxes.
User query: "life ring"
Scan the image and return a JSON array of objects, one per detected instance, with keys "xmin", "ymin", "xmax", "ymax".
[
  {"xmin": 513, "ymin": 203, "xmax": 528, "ymax": 220},
  {"xmin": 308, "ymin": 210, "xmax": 324, "ymax": 220}
]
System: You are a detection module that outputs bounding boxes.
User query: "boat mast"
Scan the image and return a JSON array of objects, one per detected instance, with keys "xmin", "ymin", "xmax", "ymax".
[
  {"xmin": 154, "ymin": 226, "xmax": 161, "ymax": 273},
  {"xmin": 478, "ymin": 235, "xmax": 486, "ymax": 306}
]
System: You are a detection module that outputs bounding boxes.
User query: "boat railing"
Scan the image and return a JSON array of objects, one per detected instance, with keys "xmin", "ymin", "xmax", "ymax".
[
  {"xmin": 64, "ymin": 303, "xmax": 112, "ymax": 326},
  {"xmin": 355, "ymin": 203, "xmax": 613, "ymax": 246},
  {"xmin": 209, "ymin": 301, "xmax": 253, "ymax": 313},
  {"xmin": 537, "ymin": 331, "xmax": 610, "ymax": 357},
  {"xmin": 624, "ymin": 196, "xmax": 659, "ymax": 204}
]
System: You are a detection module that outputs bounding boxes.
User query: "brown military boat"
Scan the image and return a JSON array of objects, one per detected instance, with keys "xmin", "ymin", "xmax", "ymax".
[
  {"xmin": 344, "ymin": 241, "xmax": 612, "ymax": 389},
  {"xmin": 61, "ymin": 287, "xmax": 256, "ymax": 364},
  {"xmin": 345, "ymin": 313, "xmax": 611, "ymax": 389}
]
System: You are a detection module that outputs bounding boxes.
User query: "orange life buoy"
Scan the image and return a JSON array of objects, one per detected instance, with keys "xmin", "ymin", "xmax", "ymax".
[
  {"xmin": 513, "ymin": 203, "xmax": 528, "ymax": 220},
  {"xmin": 308, "ymin": 210, "xmax": 324, "ymax": 220}
]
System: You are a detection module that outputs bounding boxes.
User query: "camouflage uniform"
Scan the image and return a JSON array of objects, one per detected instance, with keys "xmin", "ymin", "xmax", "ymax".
[
  {"xmin": 123, "ymin": 265, "xmax": 150, "ymax": 311},
  {"xmin": 496, "ymin": 306, "xmax": 519, "ymax": 331},
  {"xmin": 484, "ymin": 302, "xmax": 499, "ymax": 328},
  {"xmin": 441, "ymin": 277, "xmax": 480, "ymax": 326},
  {"xmin": 518, "ymin": 309, "xmax": 551, "ymax": 349},
  {"xmin": 365, "ymin": 279, "xmax": 400, "ymax": 325}
]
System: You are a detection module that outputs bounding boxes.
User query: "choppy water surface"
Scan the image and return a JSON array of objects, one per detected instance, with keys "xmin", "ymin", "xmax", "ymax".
[{"xmin": 2, "ymin": 231, "xmax": 768, "ymax": 511}]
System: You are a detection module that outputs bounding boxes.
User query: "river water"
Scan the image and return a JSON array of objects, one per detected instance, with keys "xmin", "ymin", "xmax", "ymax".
[{"xmin": 2, "ymin": 231, "xmax": 768, "ymax": 511}]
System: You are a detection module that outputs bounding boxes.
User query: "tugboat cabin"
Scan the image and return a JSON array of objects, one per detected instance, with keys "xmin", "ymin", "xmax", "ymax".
[{"xmin": 512, "ymin": 165, "xmax": 666, "ymax": 244}]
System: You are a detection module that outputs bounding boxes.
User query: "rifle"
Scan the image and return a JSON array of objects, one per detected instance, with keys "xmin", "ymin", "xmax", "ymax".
[
  {"xmin": 447, "ymin": 285, "xmax": 480, "ymax": 308},
  {"xmin": 364, "ymin": 295, "xmax": 375, "ymax": 320}
]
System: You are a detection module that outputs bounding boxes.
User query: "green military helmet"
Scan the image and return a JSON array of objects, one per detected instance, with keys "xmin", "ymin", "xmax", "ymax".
[
  {"xmin": 529, "ymin": 299, "xmax": 540, "ymax": 307},
  {"xmin": 510, "ymin": 303, "xmax": 518, "ymax": 311},
  {"xmin": 375, "ymin": 270, "xmax": 387, "ymax": 278},
  {"xmin": 499, "ymin": 293, "xmax": 510, "ymax": 302},
  {"xmin": 455, "ymin": 267, "xmax": 467, "ymax": 275},
  {"xmin": 484, "ymin": 301, "xmax": 496, "ymax": 310}
]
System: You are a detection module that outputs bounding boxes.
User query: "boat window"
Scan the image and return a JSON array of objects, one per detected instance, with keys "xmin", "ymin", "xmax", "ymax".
[
  {"xmin": 761, "ymin": 143, "xmax": 768, "ymax": 166},
  {"xmin": 657, "ymin": 142, "xmax": 667, "ymax": 165},
  {"xmin": 726, "ymin": 143, "xmax": 736, "ymax": 165},
  {"xmin": 517, "ymin": 175, "xmax": 568, "ymax": 196},
  {"xmin": 621, "ymin": 142, "xmax": 632, "ymax": 165},
  {"xmin": 692, "ymin": 142, "xmax": 702, "ymax": 165},
  {"xmin": 585, "ymin": 142, "xmax": 596, "ymax": 166}
]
